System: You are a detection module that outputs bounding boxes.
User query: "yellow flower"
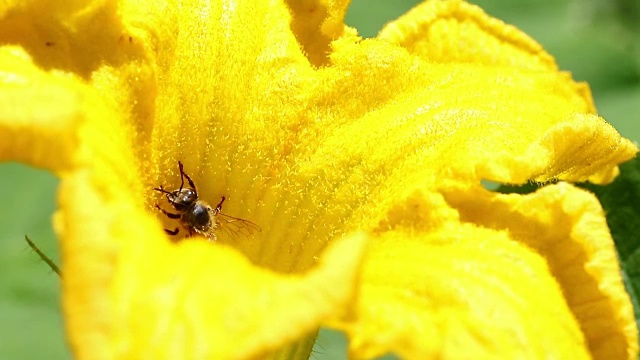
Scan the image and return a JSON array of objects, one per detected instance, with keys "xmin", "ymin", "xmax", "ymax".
[{"xmin": 0, "ymin": 0, "xmax": 637, "ymax": 359}]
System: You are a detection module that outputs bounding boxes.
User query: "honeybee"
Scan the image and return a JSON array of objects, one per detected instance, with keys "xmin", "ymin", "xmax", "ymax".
[{"xmin": 153, "ymin": 161, "xmax": 261, "ymax": 241}]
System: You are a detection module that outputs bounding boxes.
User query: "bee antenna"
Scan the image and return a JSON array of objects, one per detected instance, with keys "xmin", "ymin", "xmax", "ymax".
[
  {"xmin": 178, "ymin": 161, "xmax": 185, "ymax": 192},
  {"xmin": 177, "ymin": 160, "xmax": 198, "ymax": 194}
]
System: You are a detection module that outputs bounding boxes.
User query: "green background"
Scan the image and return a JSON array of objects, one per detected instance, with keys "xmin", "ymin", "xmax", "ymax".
[{"xmin": 1, "ymin": 0, "xmax": 638, "ymax": 359}]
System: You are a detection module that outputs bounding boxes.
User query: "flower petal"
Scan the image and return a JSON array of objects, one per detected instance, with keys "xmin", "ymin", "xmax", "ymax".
[
  {"xmin": 144, "ymin": 0, "xmax": 634, "ymax": 277},
  {"xmin": 139, "ymin": 0, "xmax": 328, "ymax": 272},
  {"xmin": 374, "ymin": 0, "xmax": 637, "ymax": 184},
  {"xmin": 377, "ymin": 0, "xmax": 559, "ymax": 71},
  {"xmin": 284, "ymin": 0, "xmax": 353, "ymax": 66},
  {"xmin": 0, "ymin": 47, "xmax": 80, "ymax": 170},
  {"xmin": 0, "ymin": 47, "xmax": 369, "ymax": 360},
  {"xmin": 3, "ymin": 1, "xmax": 637, "ymax": 360},
  {"xmin": 58, "ymin": 166, "xmax": 368, "ymax": 359},
  {"xmin": 444, "ymin": 182, "xmax": 639, "ymax": 360},
  {"xmin": 331, "ymin": 183, "xmax": 637, "ymax": 359},
  {"xmin": 0, "ymin": 0, "xmax": 145, "ymax": 80},
  {"xmin": 302, "ymin": 35, "xmax": 636, "ymax": 219},
  {"xmin": 0, "ymin": 0, "xmax": 161, "ymax": 179},
  {"xmin": 1, "ymin": 1, "xmax": 370, "ymax": 358}
]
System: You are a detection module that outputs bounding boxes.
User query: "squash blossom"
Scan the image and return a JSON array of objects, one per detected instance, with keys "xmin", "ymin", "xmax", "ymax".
[{"xmin": 0, "ymin": 0, "xmax": 637, "ymax": 359}]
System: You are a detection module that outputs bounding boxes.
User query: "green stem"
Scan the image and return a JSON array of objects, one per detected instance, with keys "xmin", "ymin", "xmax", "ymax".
[{"xmin": 24, "ymin": 235, "xmax": 61, "ymax": 276}]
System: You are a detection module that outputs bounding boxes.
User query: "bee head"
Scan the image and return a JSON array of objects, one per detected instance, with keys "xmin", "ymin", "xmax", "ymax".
[{"xmin": 168, "ymin": 188, "xmax": 198, "ymax": 211}]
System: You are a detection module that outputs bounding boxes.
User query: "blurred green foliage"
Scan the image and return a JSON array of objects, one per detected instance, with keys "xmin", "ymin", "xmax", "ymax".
[
  {"xmin": 0, "ymin": 163, "xmax": 65, "ymax": 358},
  {"xmin": 1, "ymin": 0, "xmax": 638, "ymax": 359}
]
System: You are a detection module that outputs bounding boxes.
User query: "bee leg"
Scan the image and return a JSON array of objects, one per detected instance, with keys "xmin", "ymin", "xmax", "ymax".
[
  {"xmin": 213, "ymin": 196, "xmax": 226, "ymax": 215},
  {"xmin": 155, "ymin": 204, "xmax": 181, "ymax": 219},
  {"xmin": 164, "ymin": 228, "xmax": 179, "ymax": 236}
]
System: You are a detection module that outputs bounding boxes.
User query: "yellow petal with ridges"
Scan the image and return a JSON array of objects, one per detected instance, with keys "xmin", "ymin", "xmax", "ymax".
[
  {"xmin": 378, "ymin": 0, "xmax": 559, "ymax": 72},
  {"xmin": 339, "ymin": 218, "xmax": 589, "ymax": 359},
  {"xmin": 374, "ymin": 0, "xmax": 633, "ymax": 185},
  {"xmin": 0, "ymin": 47, "xmax": 80, "ymax": 171},
  {"xmin": 57, "ymin": 161, "xmax": 367, "ymax": 359},
  {"xmin": 0, "ymin": 49, "xmax": 369, "ymax": 356},
  {"xmin": 0, "ymin": 0, "xmax": 369, "ymax": 358},
  {"xmin": 1, "ymin": 0, "xmax": 638, "ymax": 359},
  {"xmin": 284, "ymin": 0, "xmax": 353, "ymax": 66},
  {"xmin": 331, "ymin": 183, "xmax": 636, "ymax": 359},
  {"xmin": 442, "ymin": 182, "xmax": 638, "ymax": 360}
]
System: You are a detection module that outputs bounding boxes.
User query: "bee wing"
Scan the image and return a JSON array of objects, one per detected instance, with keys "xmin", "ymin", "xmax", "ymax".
[{"xmin": 214, "ymin": 212, "xmax": 262, "ymax": 240}]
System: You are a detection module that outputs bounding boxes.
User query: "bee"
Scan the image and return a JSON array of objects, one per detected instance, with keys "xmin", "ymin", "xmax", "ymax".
[{"xmin": 153, "ymin": 161, "xmax": 261, "ymax": 241}]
